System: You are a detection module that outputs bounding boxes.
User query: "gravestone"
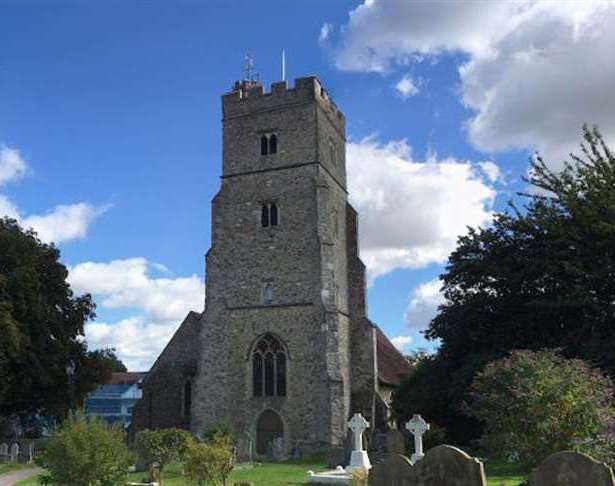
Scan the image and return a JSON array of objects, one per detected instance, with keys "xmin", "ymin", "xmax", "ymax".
[
  {"xmin": 529, "ymin": 451, "xmax": 615, "ymax": 486},
  {"xmin": 0, "ymin": 442, "xmax": 8, "ymax": 459},
  {"xmin": 385, "ymin": 430, "xmax": 406, "ymax": 455},
  {"xmin": 369, "ymin": 453, "xmax": 414, "ymax": 486},
  {"xmin": 348, "ymin": 413, "xmax": 371, "ymax": 471},
  {"xmin": 406, "ymin": 414, "xmax": 430, "ymax": 463},
  {"xmin": 369, "ymin": 445, "xmax": 486, "ymax": 486},
  {"xmin": 10, "ymin": 442, "xmax": 19, "ymax": 462}
]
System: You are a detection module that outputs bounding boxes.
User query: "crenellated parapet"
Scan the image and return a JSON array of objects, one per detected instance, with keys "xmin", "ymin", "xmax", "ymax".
[{"xmin": 222, "ymin": 76, "xmax": 345, "ymax": 133}]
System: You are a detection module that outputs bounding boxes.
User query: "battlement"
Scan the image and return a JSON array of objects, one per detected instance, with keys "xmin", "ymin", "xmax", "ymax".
[{"xmin": 222, "ymin": 75, "xmax": 345, "ymax": 124}]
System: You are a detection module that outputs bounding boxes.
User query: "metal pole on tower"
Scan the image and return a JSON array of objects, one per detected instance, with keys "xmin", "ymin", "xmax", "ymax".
[{"xmin": 282, "ymin": 49, "xmax": 286, "ymax": 82}]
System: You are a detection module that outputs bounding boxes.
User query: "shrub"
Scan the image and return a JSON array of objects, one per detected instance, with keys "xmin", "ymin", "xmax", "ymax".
[
  {"xmin": 350, "ymin": 468, "xmax": 368, "ymax": 486},
  {"xmin": 184, "ymin": 434, "xmax": 234, "ymax": 486},
  {"xmin": 135, "ymin": 428, "xmax": 192, "ymax": 482},
  {"xmin": 39, "ymin": 410, "xmax": 133, "ymax": 486},
  {"xmin": 423, "ymin": 423, "xmax": 447, "ymax": 450},
  {"xmin": 470, "ymin": 350, "xmax": 614, "ymax": 467}
]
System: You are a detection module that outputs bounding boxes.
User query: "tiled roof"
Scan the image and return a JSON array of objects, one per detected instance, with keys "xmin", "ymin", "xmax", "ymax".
[
  {"xmin": 375, "ymin": 326, "xmax": 411, "ymax": 386},
  {"xmin": 107, "ymin": 372, "xmax": 147, "ymax": 385}
]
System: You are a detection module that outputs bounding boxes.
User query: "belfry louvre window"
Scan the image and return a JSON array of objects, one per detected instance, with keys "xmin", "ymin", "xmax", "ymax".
[
  {"xmin": 261, "ymin": 203, "xmax": 278, "ymax": 227},
  {"xmin": 260, "ymin": 133, "xmax": 278, "ymax": 155},
  {"xmin": 252, "ymin": 334, "xmax": 287, "ymax": 397}
]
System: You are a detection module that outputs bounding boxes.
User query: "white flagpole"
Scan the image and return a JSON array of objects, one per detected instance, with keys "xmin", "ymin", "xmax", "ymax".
[{"xmin": 282, "ymin": 49, "xmax": 286, "ymax": 81}]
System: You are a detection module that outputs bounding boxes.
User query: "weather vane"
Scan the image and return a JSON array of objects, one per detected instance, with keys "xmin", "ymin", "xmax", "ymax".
[{"xmin": 243, "ymin": 54, "xmax": 259, "ymax": 82}]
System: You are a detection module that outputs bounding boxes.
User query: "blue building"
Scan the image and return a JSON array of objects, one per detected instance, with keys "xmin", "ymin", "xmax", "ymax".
[{"xmin": 85, "ymin": 372, "xmax": 147, "ymax": 429}]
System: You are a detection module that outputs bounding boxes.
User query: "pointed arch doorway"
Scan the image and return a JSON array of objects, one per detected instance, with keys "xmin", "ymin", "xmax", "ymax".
[{"xmin": 256, "ymin": 409, "xmax": 284, "ymax": 456}]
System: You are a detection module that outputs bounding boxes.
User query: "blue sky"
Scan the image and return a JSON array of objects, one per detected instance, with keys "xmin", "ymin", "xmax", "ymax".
[{"xmin": 2, "ymin": 1, "xmax": 614, "ymax": 369}]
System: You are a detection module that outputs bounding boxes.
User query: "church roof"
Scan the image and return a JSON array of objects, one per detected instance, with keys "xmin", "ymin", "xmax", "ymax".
[
  {"xmin": 107, "ymin": 372, "xmax": 147, "ymax": 386},
  {"xmin": 375, "ymin": 326, "xmax": 411, "ymax": 386}
]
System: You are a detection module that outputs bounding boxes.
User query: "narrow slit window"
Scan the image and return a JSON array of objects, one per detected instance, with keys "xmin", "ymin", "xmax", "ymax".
[
  {"xmin": 269, "ymin": 134, "xmax": 277, "ymax": 154},
  {"xmin": 183, "ymin": 380, "xmax": 192, "ymax": 417},
  {"xmin": 270, "ymin": 203, "xmax": 278, "ymax": 226},
  {"xmin": 261, "ymin": 135, "xmax": 269, "ymax": 155},
  {"xmin": 261, "ymin": 204, "xmax": 270, "ymax": 227},
  {"xmin": 264, "ymin": 283, "xmax": 273, "ymax": 305}
]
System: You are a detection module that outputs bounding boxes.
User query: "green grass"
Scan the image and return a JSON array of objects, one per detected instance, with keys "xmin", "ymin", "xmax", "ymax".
[
  {"xmin": 485, "ymin": 458, "xmax": 528, "ymax": 485},
  {"xmin": 15, "ymin": 456, "xmax": 528, "ymax": 485}
]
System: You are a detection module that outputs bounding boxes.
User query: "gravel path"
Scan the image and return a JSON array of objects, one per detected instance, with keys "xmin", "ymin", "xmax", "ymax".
[{"xmin": 0, "ymin": 467, "xmax": 42, "ymax": 486}]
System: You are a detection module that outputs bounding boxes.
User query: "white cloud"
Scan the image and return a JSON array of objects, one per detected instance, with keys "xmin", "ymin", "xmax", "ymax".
[
  {"xmin": 478, "ymin": 161, "xmax": 502, "ymax": 183},
  {"xmin": 319, "ymin": 22, "xmax": 333, "ymax": 43},
  {"xmin": 391, "ymin": 335, "xmax": 413, "ymax": 351},
  {"xmin": 347, "ymin": 136, "xmax": 495, "ymax": 281},
  {"xmin": 0, "ymin": 143, "xmax": 105, "ymax": 243},
  {"xmin": 0, "ymin": 146, "xmax": 27, "ymax": 186},
  {"xmin": 395, "ymin": 74, "xmax": 420, "ymax": 99},
  {"xmin": 404, "ymin": 278, "xmax": 445, "ymax": 330},
  {"xmin": 22, "ymin": 203, "xmax": 108, "ymax": 244},
  {"xmin": 69, "ymin": 258, "xmax": 205, "ymax": 370},
  {"xmin": 330, "ymin": 0, "xmax": 615, "ymax": 165}
]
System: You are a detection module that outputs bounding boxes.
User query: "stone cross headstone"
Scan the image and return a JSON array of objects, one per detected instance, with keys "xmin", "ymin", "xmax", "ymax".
[
  {"xmin": 405, "ymin": 414, "xmax": 430, "ymax": 463},
  {"xmin": 9, "ymin": 442, "xmax": 19, "ymax": 462},
  {"xmin": 347, "ymin": 413, "xmax": 371, "ymax": 471},
  {"xmin": 529, "ymin": 451, "xmax": 615, "ymax": 486}
]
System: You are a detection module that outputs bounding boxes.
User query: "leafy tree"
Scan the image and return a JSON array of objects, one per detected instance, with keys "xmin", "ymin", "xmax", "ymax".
[
  {"xmin": 184, "ymin": 434, "xmax": 234, "ymax": 486},
  {"xmin": 393, "ymin": 126, "xmax": 615, "ymax": 441},
  {"xmin": 40, "ymin": 410, "xmax": 133, "ymax": 486},
  {"xmin": 470, "ymin": 350, "xmax": 614, "ymax": 467},
  {"xmin": 135, "ymin": 428, "xmax": 193, "ymax": 483},
  {"xmin": 0, "ymin": 218, "xmax": 120, "ymax": 423},
  {"xmin": 88, "ymin": 348, "xmax": 127, "ymax": 373}
]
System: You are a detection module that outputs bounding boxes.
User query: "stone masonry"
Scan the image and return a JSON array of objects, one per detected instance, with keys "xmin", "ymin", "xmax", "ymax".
[{"xmin": 132, "ymin": 76, "xmax": 410, "ymax": 459}]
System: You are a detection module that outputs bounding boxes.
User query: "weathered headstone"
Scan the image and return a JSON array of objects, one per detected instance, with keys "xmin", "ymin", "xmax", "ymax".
[
  {"xmin": 369, "ymin": 454, "xmax": 414, "ymax": 486},
  {"xmin": 529, "ymin": 451, "xmax": 615, "ymax": 486},
  {"xmin": 413, "ymin": 445, "xmax": 486, "ymax": 485},
  {"xmin": 369, "ymin": 445, "xmax": 487, "ymax": 486},
  {"xmin": 348, "ymin": 413, "xmax": 371, "ymax": 471},
  {"xmin": 385, "ymin": 429, "xmax": 406, "ymax": 455},
  {"xmin": 9, "ymin": 442, "xmax": 19, "ymax": 462},
  {"xmin": 0, "ymin": 442, "xmax": 8, "ymax": 458},
  {"xmin": 405, "ymin": 414, "xmax": 430, "ymax": 463}
]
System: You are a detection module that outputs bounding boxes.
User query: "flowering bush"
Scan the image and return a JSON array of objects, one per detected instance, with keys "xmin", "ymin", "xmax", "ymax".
[{"xmin": 469, "ymin": 350, "xmax": 614, "ymax": 467}]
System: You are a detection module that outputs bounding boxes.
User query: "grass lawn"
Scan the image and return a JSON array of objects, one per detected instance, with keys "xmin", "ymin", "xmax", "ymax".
[
  {"xmin": 484, "ymin": 458, "xmax": 528, "ymax": 485},
  {"xmin": 16, "ymin": 456, "xmax": 528, "ymax": 485}
]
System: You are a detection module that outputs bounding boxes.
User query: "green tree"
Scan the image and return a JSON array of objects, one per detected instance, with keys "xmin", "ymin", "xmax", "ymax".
[
  {"xmin": 40, "ymin": 410, "xmax": 133, "ymax": 486},
  {"xmin": 393, "ymin": 126, "xmax": 615, "ymax": 441},
  {"xmin": 184, "ymin": 434, "xmax": 234, "ymax": 486},
  {"xmin": 0, "ymin": 218, "xmax": 121, "ymax": 424},
  {"xmin": 470, "ymin": 350, "xmax": 614, "ymax": 467},
  {"xmin": 135, "ymin": 428, "xmax": 193, "ymax": 483}
]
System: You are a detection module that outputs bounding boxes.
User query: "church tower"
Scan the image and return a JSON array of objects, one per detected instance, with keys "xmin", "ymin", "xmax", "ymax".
[
  {"xmin": 132, "ymin": 75, "xmax": 410, "ymax": 460},
  {"xmin": 192, "ymin": 76, "xmax": 355, "ymax": 456}
]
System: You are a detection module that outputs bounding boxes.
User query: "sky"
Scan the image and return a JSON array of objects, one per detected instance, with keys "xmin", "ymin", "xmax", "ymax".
[{"xmin": 2, "ymin": 0, "xmax": 615, "ymax": 370}]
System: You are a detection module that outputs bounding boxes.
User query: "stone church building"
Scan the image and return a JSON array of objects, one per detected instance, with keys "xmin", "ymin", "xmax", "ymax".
[{"xmin": 132, "ymin": 75, "xmax": 410, "ymax": 459}]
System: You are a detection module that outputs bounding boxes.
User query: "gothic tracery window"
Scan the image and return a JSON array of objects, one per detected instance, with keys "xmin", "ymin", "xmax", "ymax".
[
  {"xmin": 252, "ymin": 334, "xmax": 287, "ymax": 397},
  {"xmin": 261, "ymin": 136, "xmax": 269, "ymax": 155},
  {"xmin": 269, "ymin": 134, "xmax": 277, "ymax": 154}
]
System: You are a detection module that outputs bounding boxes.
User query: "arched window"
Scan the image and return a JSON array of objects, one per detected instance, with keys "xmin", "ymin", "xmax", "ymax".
[
  {"xmin": 270, "ymin": 203, "xmax": 278, "ymax": 226},
  {"xmin": 261, "ymin": 204, "xmax": 270, "ymax": 227},
  {"xmin": 261, "ymin": 135, "xmax": 269, "ymax": 155},
  {"xmin": 261, "ymin": 203, "xmax": 279, "ymax": 227},
  {"xmin": 263, "ymin": 283, "xmax": 273, "ymax": 305},
  {"xmin": 183, "ymin": 380, "xmax": 192, "ymax": 417},
  {"xmin": 252, "ymin": 334, "xmax": 287, "ymax": 397},
  {"xmin": 269, "ymin": 134, "xmax": 277, "ymax": 154}
]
